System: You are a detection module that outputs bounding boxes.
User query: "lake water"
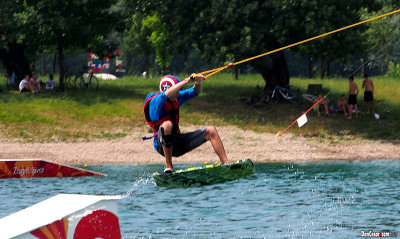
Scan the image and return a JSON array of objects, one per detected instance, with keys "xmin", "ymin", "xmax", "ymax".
[{"xmin": 1, "ymin": 160, "xmax": 399, "ymax": 238}]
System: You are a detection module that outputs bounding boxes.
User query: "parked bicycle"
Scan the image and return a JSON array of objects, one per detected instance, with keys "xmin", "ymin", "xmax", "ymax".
[
  {"xmin": 269, "ymin": 85, "xmax": 303, "ymax": 104},
  {"xmin": 64, "ymin": 72, "xmax": 99, "ymax": 90}
]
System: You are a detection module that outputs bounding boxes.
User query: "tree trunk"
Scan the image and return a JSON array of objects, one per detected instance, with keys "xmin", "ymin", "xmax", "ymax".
[
  {"xmin": 52, "ymin": 53, "xmax": 57, "ymax": 75},
  {"xmin": 57, "ymin": 44, "xmax": 65, "ymax": 90},
  {"xmin": 234, "ymin": 67, "xmax": 239, "ymax": 81},
  {"xmin": 41, "ymin": 53, "xmax": 46, "ymax": 76},
  {"xmin": 145, "ymin": 54, "xmax": 149, "ymax": 78},
  {"xmin": 308, "ymin": 56, "xmax": 313, "ymax": 78},
  {"xmin": 31, "ymin": 58, "xmax": 36, "ymax": 73},
  {"xmin": 326, "ymin": 60, "xmax": 330, "ymax": 77},
  {"xmin": 250, "ymin": 52, "xmax": 290, "ymax": 91},
  {"xmin": 0, "ymin": 43, "xmax": 31, "ymax": 83},
  {"xmin": 320, "ymin": 56, "xmax": 325, "ymax": 79}
]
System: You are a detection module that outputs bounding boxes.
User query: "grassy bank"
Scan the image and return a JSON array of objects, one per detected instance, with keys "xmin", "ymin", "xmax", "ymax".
[{"xmin": 0, "ymin": 74, "xmax": 399, "ymax": 143}]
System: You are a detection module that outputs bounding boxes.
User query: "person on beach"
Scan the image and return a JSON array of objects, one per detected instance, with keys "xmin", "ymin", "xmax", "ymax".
[
  {"xmin": 144, "ymin": 74, "xmax": 229, "ymax": 173},
  {"xmin": 362, "ymin": 74, "xmax": 374, "ymax": 116},
  {"xmin": 347, "ymin": 75, "xmax": 359, "ymax": 119}
]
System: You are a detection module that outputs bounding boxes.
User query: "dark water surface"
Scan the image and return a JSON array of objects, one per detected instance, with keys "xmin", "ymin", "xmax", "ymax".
[{"xmin": 1, "ymin": 160, "xmax": 399, "ymax": 238}]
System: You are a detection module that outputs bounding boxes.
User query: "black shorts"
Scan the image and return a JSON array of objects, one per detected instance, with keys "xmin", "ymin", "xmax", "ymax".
[
  {"xmin": 347, "ymin": 94, "xmax": 357, "ymax": 105},
  {"xmin": 156, "ymin": 127, "xmax": 207, "ymax": 157},
  {"xmin": 364, "ymin": 91, "xmax": 373, "ymax": 102}
]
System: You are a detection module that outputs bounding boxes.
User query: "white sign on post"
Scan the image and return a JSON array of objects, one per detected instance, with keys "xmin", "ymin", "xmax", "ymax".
[{"xmin": 297, "ymin": 114, "xmax": 308, "ymax": 128}]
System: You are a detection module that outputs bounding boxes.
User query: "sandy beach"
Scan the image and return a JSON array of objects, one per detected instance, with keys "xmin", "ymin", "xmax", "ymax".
[{"xmin": 0, "ymin": 125, "xmax": 399, "ymax": 165}]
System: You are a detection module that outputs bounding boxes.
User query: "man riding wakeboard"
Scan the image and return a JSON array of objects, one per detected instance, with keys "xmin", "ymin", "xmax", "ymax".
[{"xmin": 144, "ymin": 74, "xmax": 228, "ymax": 173}]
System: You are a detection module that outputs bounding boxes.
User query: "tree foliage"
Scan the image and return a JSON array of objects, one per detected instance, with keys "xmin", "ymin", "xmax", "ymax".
[
  {"xmin": 296, "ymin": 0, "xmax": 382, "ymax": 78},
  {"xmin": 0, "ymin": 0, "xmax": 118, "ymax": 88},
  {"xmin": 142, "ymin": 13, "xmax": 172, "ymax": 74},
  {"xmin": 127, "ymin": 0, "xmax": 382, "ymax": 88},
  {"xmin": 123, "ymin": 13, "xmax": 153, "ymax": 75},
  {"xmin": 362, "ymin": 1, "xmax": 400, "ymax": 74},
  {"xmin": 0, "ymin": 0, "xmax": 39, "ymax": 79},
  {"xmin": 1, "ymin": 0, "xmax": 398, "ymax": 90},
  {"xmin": 29, "ymin": 0, "xmax": 118, "ymax": 88}
]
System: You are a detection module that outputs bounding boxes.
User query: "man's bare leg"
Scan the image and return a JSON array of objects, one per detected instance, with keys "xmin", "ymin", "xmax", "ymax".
[
  {"xmin": 347, "ymin": 105, "xmax": 353, "ymax": 119},
  {"xmin": 160, "ymin": 121, "xmax": 174, "ymax": 169},
  {"xmin": 205, "ymin": 126, "xmax": 228, "ymax": 164},
  {"xmin": 341, "ymin": 105, "xmax": 348, "ymax": 116}
]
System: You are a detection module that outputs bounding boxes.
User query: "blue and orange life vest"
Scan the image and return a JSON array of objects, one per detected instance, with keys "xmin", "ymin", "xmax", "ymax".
[{"xmin": 144, "ymin": 93, "xmax": 181, "ymax": 136}]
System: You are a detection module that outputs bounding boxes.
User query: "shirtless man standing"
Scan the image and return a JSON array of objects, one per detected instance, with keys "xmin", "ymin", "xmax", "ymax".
[
  {"xmin": 362, "ymin": 74, "xmax": 374, "ymax": 116},
  {"xmin": 347, "ymin": 75, "xmax": 359, "ymax": 119}
]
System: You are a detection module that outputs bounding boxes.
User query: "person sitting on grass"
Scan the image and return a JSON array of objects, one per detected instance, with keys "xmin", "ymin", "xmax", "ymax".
[
  {"xmin": 337, "ymin": 94, "xmax": 348, "ymax": 116},
  {"xmin": 19, "ymin": 74, "xmax": 33, "ymax": 93},
  {"xmin": 144, "ymin": 74, "xmax": 229, "ymax": 173},
  {"xmin": 314, "ymin": 92, "xmax": 329, "ymax": 117},
  {"xmin": 45, "ymin": 74, "xmax": 55, "ymax": 91},
  {"xmin": 31, "ymin": 73, "xmax": 41, "ymax": 93}
]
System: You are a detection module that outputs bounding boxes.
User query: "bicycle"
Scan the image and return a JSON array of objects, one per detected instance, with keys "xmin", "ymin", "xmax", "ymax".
[
  {"xmin": 269, "ymin": 85, "xmax": 303, "ymax": 104},
  {"xmin": 76, "ymin": 72, "xmax": 99, "ymax": 90},
  {"xmin": 301, "ymin": 93, "xmax": 316, "ymax": 103},
  {"xmin": 64, "ymin": 72, "xmax": 74, "ymax": 88},
  {"xmin": 64, "ymin": 72, "xmax": 99, "ymax": 90}
]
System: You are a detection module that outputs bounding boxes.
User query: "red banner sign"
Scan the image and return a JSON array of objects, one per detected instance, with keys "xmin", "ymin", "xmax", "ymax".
[{"xmin": 0, "ymin": 160, "xmax": 104, "ymax": 178}]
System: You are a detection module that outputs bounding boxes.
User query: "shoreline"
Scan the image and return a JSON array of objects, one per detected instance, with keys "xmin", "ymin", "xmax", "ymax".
[{"xmin": 0, "ymin": 126, "xmax": 399, "ymax": 165}]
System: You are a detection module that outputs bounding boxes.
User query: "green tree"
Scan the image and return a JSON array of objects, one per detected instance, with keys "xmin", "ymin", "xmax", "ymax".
[
  {"xmin": 153, "ymin": 0, "xmax": 292, "ymax": 89},
  {"xmin": 121, "ymin": 1, "xmax": 173, "ymax": 75},
  {"xmin": 142, "ymin": 13, "xmax": 172, "ymax": 75},
  {"xmin": 32, "ymin": 0, "xmax": 118, "ymax": 89},
  {"xmin": 362, "ymin": 2, "xmax": 400, "ymax": 75},
  {"xmin": 129, "ymin": 0, "xmax": 383, "ymax": 88},
  {"xmin": 295, "ymin": 1, "xmax": 381, "ymax": 78},
  {"xmin": 123, "ymin": 13, "xmax": 153, "ymax": 77},
  {"xmin": 1, "ymin": 0, "xmax": 118, "ymax": 89},
  {"xmin": 0, "ymin": 0, "xmax": 37, "ymax": 80}
]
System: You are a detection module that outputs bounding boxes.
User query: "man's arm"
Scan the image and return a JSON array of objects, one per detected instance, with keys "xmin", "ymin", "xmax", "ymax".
[
  {"xmin": 194, "ymin": 80, "xmax": 202, "ymax": 95},
  {"xmin": 165, "ymin": 74, "xmax": 204, "ymax": 100}
]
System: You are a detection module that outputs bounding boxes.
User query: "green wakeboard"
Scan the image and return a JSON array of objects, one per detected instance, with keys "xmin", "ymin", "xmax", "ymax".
[{"xmin": 153, "ymin": 159, "xmax": 255, "ymax": 188}]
